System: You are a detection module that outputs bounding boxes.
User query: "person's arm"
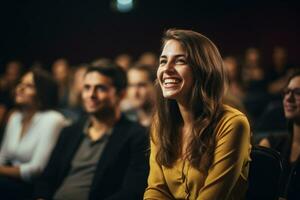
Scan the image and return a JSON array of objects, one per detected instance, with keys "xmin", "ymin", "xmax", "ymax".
[
  {"xmin": 104, "ymin": 127, "xmax": 151, "ymax": 200},
  {"xmin": 0, "ymin": 131, "xmax": 10, "ymax": 166},
  {"xmin": 143, "ymin": 138, "xmax": 174, "ymax": 199},
  {"xmin": 0, "ymin": 112, "xmax": 16, "ymax": 165},
  {"xmin": 0, "ymin": 112, "xmax": 20, "ymax": 178},
  {"xmin": 18, "ymin": 114, "xmax": 66, "ymax": 181},
  {"xmin": 259, "ymin": 138, "xmax": 271, "ymax": 148},
  {"xmin": 197, "ymin": 115, "xmax": 251, "ymax": 200},
  {"xmin": 33, "ymin": 127, "xmax": 69, "ymax": 200},
  {"xmin": 0, "ymin": 166, "xmax": 20, "ymax": 178}
]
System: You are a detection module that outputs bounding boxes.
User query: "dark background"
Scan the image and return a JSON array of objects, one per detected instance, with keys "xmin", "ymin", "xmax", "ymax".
[{"xmin": 0, "ymin": 0, "xmax": 299, "ymax": 71}]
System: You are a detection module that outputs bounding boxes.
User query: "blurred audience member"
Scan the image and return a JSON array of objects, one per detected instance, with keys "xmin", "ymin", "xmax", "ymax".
[
  {"xmin": 259, "ymin": 70, "xmax": 300, "ymax": 200},
  {"xmin": 0, "ymin": 68, "xmax": 66, "ymax": 199},
  {"xmin": 224, "ymin": 56, "xmax": 245, "ymax": 97},
  {"xmin": 0, "ymin": 60, "xmax": 24, "ymax": 122},
  {"xmin": 223, "ymin": 56, "xmax": 246, "ymax": 113},
  {"xmin": 242, "ymin": 47, "xmax": 266, "ymax": 88},
  {"xmin": 0, "ymin": 60, "xmax": 23, "ymax": 91},
  {"xmin": 0, "ymin": 60, "xmax": 24, "ymax": 144},
  {"xmin": 126, "ymin": 64, "xmax": 156, "ymax": 127},
  {"xmin": 115, "ymin": 53, "xmax": 132, "ymax": 71},
  {"xmin": 52, "ymin": 58, "xmax": 71, "ymax": 108},
  {"xmin": 242, "ymin": 48, "xmax": 269, "ymax": 122},
  {"xmin": 61, "ymin": 64, "xmax": 88, "ymax": 123},
  {"xmin": 69, "ymin": 64, "xmax": 88, "ymax": 108},
  {"xmin": 138, "ymin": 52, "xmax": 158, "ymax": 67},
  {"xmin": 34, "ymin": 65, "xmax": 149, "ymax": 200},
  {"xmin": 267, "ymin": 46, "xmax": 294, "ymax": 96}
]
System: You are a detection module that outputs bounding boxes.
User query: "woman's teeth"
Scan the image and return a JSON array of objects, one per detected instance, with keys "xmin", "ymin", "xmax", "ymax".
[{"xmin": 164, "ymin": 78, "xmax": 180, "ymax": 84}]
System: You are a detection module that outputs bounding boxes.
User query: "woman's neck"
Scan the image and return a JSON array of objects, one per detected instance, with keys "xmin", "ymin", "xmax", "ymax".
[
  {"xmin": 21, "ymin": 107, "xmax": 37, "ymax": 121},
  {"xmin": 177, "ymin": 102, "xmax": 193, "ymax": 128}
]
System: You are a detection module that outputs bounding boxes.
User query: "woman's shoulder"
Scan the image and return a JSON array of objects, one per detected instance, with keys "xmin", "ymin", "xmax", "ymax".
[
  {"xmin": 37, "ymin": 110, "xmax": 66, "ymax": 123},
  {"xmin": 222, "ymin": 104, "xmax": 247, "ymax": 119},
  {"xmin": 221, "ymin": 104, "xmax": 249, "ymax": 125},
  {"xmin": 7, "ymin": 110, "xmax": 22, "ymax": 123},
  {"xmin": 216, "ymin": 105, "xmax": 250, "ymax": 138}
]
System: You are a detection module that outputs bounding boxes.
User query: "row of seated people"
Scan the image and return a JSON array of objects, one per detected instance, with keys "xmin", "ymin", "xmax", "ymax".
[
  {"xmin": 0, "ymin": 61, "xmax": 299, "ymax": 199},
  {"xmin": 0, "ymin": 46, "xmax": 298, "ymax": 129},
  {"xmin": 0, "ymin": 65, "xmax": 150, "ymax": 199}
]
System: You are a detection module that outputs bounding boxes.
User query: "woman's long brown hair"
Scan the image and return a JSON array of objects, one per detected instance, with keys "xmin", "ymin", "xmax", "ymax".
[{"xmin": 152, "ymin": 29, "xmax": 226, "ymax": 172}]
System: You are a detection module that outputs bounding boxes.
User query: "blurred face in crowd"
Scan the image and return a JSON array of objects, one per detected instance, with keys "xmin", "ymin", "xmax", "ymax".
[
  {"xmin": 5, "ymin": 61, "xmax": 21, "ymax": 82},
  {"xmin": 127, "ymin": 69, "xmax": 154, "ymax": 109},
  {"xmin": 73, "ymin": 66, "xmax": 87, "ymax": 92},
  {"xmin": 139, "ymin": 52, "xmax": 158, "ymax": 66},
  {"xmin": 52, "ymin": 59, "xmax": 69, "ymax": 82},
  {"xmin": 115, "ymin": 54, "xmax": 132, "ymax": 71},
  {"xmin": 245, "ymin": 48, "xmax": 260, "ymax": 64},
  {"xmin": 273, "ymin": 47, "xmax": 287, "ymax": 67},
  {"xmin": 82, "ymin": 71, "xmax": 120, "ymax": 116},
  {"xmin": 224, "ymin": 56, "xmax": 238, "ymax": 81},
  {"xmin": 283, "ymin": 75, "xmax": 300, "ymax": 123},
  {"xmin": 15, "ymin": 72, "xmax": 37, "ymax": 108},
  {"xmin": 157, "ymin": 39, "xmax": 194, "ymax": 104}
]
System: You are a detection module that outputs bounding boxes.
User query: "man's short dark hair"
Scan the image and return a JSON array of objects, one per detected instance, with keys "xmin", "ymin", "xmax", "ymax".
[{"xmin": 85, "ymin": 63, "xmax": 128, "ymax": 94}]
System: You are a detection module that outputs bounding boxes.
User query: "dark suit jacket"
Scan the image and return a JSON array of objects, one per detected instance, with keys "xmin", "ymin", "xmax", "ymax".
[{"xmin": 34, "ymin": 115, "xmax": 149, "ymax": 200}]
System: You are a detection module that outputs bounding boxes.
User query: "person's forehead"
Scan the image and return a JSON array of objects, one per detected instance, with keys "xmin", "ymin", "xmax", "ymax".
[
  {"xmin": 128, "ymin": 69, "xmax": 150, "ymax": 82},
  {"xmin": 22, "ymin": 72, "xmax": 33, "ymax": 81},
  {"xmin": 288, "ymin": 76, "xmax": 300, "ymax": 87},
  {"xmin": 84, "ymin": 71, "xmax": 113, "ymax": 85},
  {"xmin": 161, "ymin": 39, "xmax": 186, "ymax": 56}
]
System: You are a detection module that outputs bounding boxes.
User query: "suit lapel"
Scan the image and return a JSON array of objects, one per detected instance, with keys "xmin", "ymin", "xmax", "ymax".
[
  {"xmin": 61, "ymin": 119, "xmax": 86, "ymax": 175},
  {"xmin": 91, "ymin": 116, "xmax": 130, "ymax": 187}
]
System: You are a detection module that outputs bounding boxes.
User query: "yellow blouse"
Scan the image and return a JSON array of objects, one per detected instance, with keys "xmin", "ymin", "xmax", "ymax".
[{"xmin": 144, "ymin": 105, "xmax": 251, "ymax": 200}]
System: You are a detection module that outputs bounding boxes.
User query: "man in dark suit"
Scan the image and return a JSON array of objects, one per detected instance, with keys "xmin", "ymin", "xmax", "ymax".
[{"xmin": 34, "ymin": 64, "xmax": 149, "ymax": 200}]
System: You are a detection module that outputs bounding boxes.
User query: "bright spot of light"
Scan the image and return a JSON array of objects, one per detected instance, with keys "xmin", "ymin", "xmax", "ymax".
[{"xmin": 116, "ymin": 0, "xmax": 134, "ymax": 12}]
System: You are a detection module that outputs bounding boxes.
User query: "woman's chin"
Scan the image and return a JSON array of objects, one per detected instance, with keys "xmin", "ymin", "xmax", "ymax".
[{"xmin": 162, "ymin": 91, "xmax": 178, "ymax": 99}]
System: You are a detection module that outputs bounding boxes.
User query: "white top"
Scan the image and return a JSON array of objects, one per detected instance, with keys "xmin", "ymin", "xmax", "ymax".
[{"xmin": 0, "ymin": 110, "xmax": 67, "ymax": 181}]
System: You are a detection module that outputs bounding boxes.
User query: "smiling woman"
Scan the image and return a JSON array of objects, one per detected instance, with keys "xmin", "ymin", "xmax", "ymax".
[
  {"xmin": 157, "ymin": 39, "xmax": 194, "ymax": 103},
  {"xmin": 144, "ymin": 29, "xmax": 251, "ymax": 200},
  {"xmin": 259, "ymin": 70, "xmax": 300, "ymax": 199},
  {"xmin": 0, "ymin": 68, "xmax": 67, "ymax": 199}
]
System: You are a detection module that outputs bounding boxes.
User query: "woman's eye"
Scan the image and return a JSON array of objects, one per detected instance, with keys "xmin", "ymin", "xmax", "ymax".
[
  {"xmin": 159, "ymin": 59, "xmax": 167, "ymax": 65},
  {"xmin": 176, "ymin": 59, "xmax": 186, "ymax": 64}
]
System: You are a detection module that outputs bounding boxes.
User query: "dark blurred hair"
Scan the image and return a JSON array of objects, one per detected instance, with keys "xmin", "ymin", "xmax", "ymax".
[
  {"xmin": 286, "ymin": 69, "xmax": 300, "ymax": 87},
  {"xmin": 84, "ymin": 63, "xmax": 127, "ymax": 94},
  {"xmin": 129, "ymin": 64, "xmax": 156, "ymax": 83},
  {"xmin": 152, "ymin": 29, "xmax": 226, "ymax": 171},
  {"xmin": 32, "ymin": 68, "xmax": 59, "ymax": 110}
]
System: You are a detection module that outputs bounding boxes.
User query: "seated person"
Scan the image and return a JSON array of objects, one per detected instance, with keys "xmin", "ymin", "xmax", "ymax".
[
  {"xmin": 126, "ymin": 64, "xmax": 156, "ymax": 127},
  {"xmin": 0, "ymin": 68, "xmax": 67, "ymax": 199},
  {"xmin": 259, "ymin": 70, "xmax": 300, "ymax": 200},
  {"xmin": 34, "ymin": 64, "xmax": 149, "ymax": 200}
]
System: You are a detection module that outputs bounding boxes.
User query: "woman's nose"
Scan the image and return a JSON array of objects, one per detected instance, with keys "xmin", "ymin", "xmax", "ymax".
[
  {"xmin": 164, "ymin": 61, "xmax": 176, "ymax": 72},
  {"xmin": 285, "ymin": 91, "xmax": 294, "ymax": 102}
]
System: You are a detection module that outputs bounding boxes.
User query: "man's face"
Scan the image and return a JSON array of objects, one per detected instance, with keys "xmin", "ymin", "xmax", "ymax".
[
  {"xmin": 82, "ymin": 71, "xmax": 120, "ymax": 116},
  {"xmin": 127, "ymin": 69, "xmax": 154, "ymax": 109}
]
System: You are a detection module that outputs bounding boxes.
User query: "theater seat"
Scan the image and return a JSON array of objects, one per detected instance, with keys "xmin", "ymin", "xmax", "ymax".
[{"xmin": 246, "ymin": 146, "xmax": 283, "ymax": 200}]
